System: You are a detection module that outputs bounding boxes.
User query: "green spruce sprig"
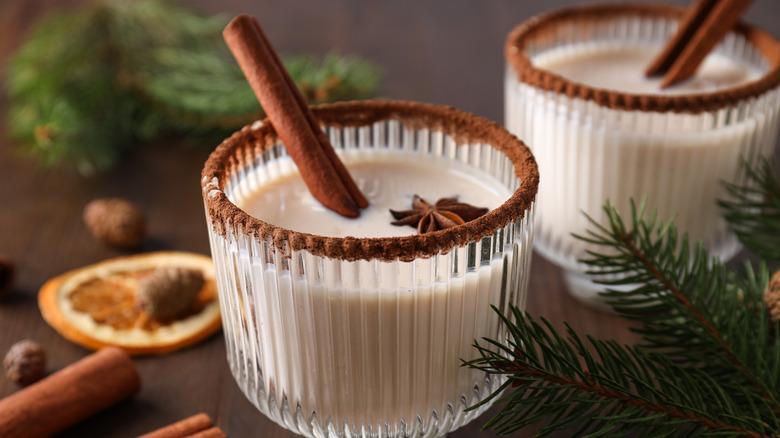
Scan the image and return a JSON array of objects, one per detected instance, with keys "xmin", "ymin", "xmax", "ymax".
[
  {"xmin": 578, "ymin": 201, "xmax": 776, "ymax": 380},
  {"xmin": 720, "ymin": 157, "xmax": 780, "ymax": 264},
  {"xmin": 468, "ymin": 157, "xmax": 780, "ymax": 437},
  {"xmin": 467, "ymin": 307, "xmax": 775, "ymax": 437},
  {"xmin": 5, "ymin": 0, "xmax": 381, "ymax": 175}
]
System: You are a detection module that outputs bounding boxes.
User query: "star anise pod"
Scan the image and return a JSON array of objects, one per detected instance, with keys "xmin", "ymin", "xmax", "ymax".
[{"xmin": 390, "ymin": 195, "xmax": 489, "ymax": 234}]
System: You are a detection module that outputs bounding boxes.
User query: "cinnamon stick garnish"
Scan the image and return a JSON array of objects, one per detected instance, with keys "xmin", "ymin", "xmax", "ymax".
[
  {"xmin": 137, "ymin": 413, "xmax": 215, "ymax": 438},
  {"xmin": 0, "ymin": 347, "xmax": 141, "ymax": 438},
  {"xmin": 248, "ymin": 17, "xmax": 368, "ymax": 211},
  {"xmin": 646, "ymin": 0, "xmax": 754, "ymax": 88},
  {"xmin": 223, "ymin": 15, "xmax": 367, "ymax": 218}
]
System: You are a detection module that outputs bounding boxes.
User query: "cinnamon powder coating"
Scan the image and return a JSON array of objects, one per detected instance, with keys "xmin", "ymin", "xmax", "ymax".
[
  {"xmin": 202, "ymin": 100, "xmax": 540, "ymax": 262},
  {"xmin": 505, "ymin": 3, "xmax": 780, "ymax": 114}
]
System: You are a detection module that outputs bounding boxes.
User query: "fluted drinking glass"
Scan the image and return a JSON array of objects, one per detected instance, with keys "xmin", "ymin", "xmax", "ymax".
[
  {"xmin": 201, "ymin": 101, "xmax": 539, "ymax": 437},
  {"xmin": 504, "ymin": 4, "xmax": 780, "ymax": 309}
]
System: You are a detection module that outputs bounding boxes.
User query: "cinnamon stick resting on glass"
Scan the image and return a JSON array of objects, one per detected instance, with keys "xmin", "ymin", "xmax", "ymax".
[
  {"xmin": 646, "ymin": 0, "xmax": 754, "ymax": 88},
  {"xmin": 223, "ymin": 14, "xmax": 368, "ymax": 218}
]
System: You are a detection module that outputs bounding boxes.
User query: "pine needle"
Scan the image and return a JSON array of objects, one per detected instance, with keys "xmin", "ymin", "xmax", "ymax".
[
  {"xmin": 5, "ymin": 0, "xmax": 381, "ymax": 174},
  {"xmin": 468, "ymin": 158, "xmax": 780, "ymax": 437},
  {"xmin": 720, "ymin": 157, "xmax": 780, "ymax": 264}
]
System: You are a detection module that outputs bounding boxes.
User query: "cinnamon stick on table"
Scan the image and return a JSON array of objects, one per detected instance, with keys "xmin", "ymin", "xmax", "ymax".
[
  {"xmin": 646, "ymin": 0, "xmax": 754, "ymax": 88},
  {"xmin": 0, "ymin": 347, "xmax": 141, "ymax": 438},
  {"xmin": 223, "ymin": 14, "xmax": 368, "ymax": 218},
  {"xmin": 187, "ymin": 427, "xmax": 227, "ymax": 438},
  {"xmin": 137, "ymin": 413, "xmax": 218, "ymax": 438}
]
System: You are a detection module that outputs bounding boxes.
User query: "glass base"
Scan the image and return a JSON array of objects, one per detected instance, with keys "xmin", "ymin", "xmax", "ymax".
[
  {"xmin": 241, "ymin": 380, "xmax": 489, "ymax": 438},
  {"xmin": 535, "ymin": 231, "xmax": 743, "ymax": 313},
  {"xmin": 562, "ymin": 270, "xmax": 635, "ymax": 313},
  {"xmin": 561, "ymin": 237, "xmax": 743, "ymax": 313}
]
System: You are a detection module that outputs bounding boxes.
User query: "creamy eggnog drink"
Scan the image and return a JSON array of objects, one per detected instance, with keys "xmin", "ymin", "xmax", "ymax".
[
  {"xmin": 505, "ymin": 4, "xmax": 780, "ymax": 309},
  {"xmin": 535, "ymin": 43, "xmax": 761, "ymax": 94},
  {"xmin": 238, "ymin": 154, "xmax": 509, "ymax": 238},
  {"xmin": 202, "ymin": 101, "xmax": 539, "ymax": 438}
]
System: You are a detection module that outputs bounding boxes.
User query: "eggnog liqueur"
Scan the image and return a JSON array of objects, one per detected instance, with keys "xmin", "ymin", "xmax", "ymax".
[
  {"xmin": 237, "ymin": 152, "xmax": 510, "ymax": 238},
  {"xmin": 230, "ymin": 150, "xmax": 514, "ymax": 426},
  {"xmin": 534, "ymin": 42, "xmax": 761, "ymax": 94},
  {"xmin": 505, "ymin": 37, "xmax": 775, "ymax": 309},
  {"xmin": 524, "ymin": 43, "xmax": 765, "ymax": 255}
]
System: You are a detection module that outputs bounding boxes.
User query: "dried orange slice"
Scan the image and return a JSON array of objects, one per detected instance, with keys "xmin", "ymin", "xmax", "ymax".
[{"xmin": 39, "ymin": 252, "xmax": 221, "ymax": 355}]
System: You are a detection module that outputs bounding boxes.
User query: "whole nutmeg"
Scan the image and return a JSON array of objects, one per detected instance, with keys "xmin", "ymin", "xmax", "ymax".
[
  {"xmin": 3, "ymin": 340, "xmax": 46, "ymax": 386},
  {"xmin": 137, "ymin": 268, "xmax": 205, "ymax": 320},
  {"xmin": 83, "ymin": 198, "xmax": 146, "ymax": 249},
  {"xmin": 0, "ymin": 253, "xmax": 15, "ymax": 298}
]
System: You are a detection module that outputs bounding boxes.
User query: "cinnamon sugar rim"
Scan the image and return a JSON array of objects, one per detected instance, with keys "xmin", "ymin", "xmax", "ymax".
[
  {"xmin": 505, "ymin": 3, "xmax": 780, "ymax": 113},
  {"xmin": 202, "ymin": 100, "xmax": 539, "ymax": 262}
]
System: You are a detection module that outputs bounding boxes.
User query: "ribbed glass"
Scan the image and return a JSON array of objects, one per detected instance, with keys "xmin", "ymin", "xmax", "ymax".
[
  {"xmin": 203, "ymin": 117, "xmax": 536, "ymax": 437},
  {"xmin": 505, "ymin": 14, "xmax": 780, "ymax": 308}
]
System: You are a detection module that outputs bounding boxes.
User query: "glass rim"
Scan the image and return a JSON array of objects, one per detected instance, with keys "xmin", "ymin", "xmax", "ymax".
[
  {"xmin": 201, "ymin": 99, "xmax": 539, "ymax": 262},
  {"xmin": 505, "ymin": 2, "xmax": 780, "ymax": 113}
]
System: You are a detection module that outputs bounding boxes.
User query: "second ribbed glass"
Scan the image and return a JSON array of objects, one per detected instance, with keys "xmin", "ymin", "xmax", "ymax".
[
  {"xmin": 201, "ymin": 101, "xmax": 538, "ymax": 437},
  {"xmin": 505, "ymin": 4, "xmax": 780, "ymax": 309}
]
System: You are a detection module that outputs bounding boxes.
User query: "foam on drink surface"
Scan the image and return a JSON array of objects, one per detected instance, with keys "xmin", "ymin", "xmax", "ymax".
[
  {"xmin": 533, "ymin": 42, "xmax": 762, "ymax": 94},
  {"xmin": 505, "ymin": 39, "xmax": 776, "ymax": 308},
  {"xmin": 226, "ymin": 150, "xmax": 517, "ymax": 428},
  {"xmin": 235, "ymin": 151, "xmax": 510, "ymax": 237}
]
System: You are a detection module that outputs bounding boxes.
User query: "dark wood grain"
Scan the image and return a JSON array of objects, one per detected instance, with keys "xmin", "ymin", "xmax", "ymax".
[{"xmin": 0, "ymin": 1, "xmax": 777, "ymax": 437}]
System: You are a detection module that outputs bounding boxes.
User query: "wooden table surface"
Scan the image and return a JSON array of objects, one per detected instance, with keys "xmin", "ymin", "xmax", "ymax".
[{"xmin": 1, "ymin": 1, "xmax": 778, "ymax": 437}]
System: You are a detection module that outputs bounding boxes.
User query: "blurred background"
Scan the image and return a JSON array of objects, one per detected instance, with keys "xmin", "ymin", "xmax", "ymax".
[
  {"xmin": 3, "ymin": 0, "xmax": 778, "ymax": 125},
  {"xmin": 0, "ymin": 1, "xmax": 778, "ymax": 437}
]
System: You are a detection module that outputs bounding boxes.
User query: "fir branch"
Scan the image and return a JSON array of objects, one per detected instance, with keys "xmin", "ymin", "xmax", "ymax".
[
  {"xmin": 577, "ymin": 199, "xmax": 780, "ymax": 419},
  {"xmin": 5, "ymin": 0, "xmax": 381, "ymax": 174},
  {"xmin": 466, "ymin": 306, "xmax": 774, "ymax": 437},
  {"xmin": 720, "ymin": 157, "xmax": 780, "ymax": 264},
  {"xmin": 6, "ymin": 5, "xmax": 151, "ymax": 175},
  {"xmin": 469, "ymin": 191, "xmax": 780, "ymax": 436}
]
